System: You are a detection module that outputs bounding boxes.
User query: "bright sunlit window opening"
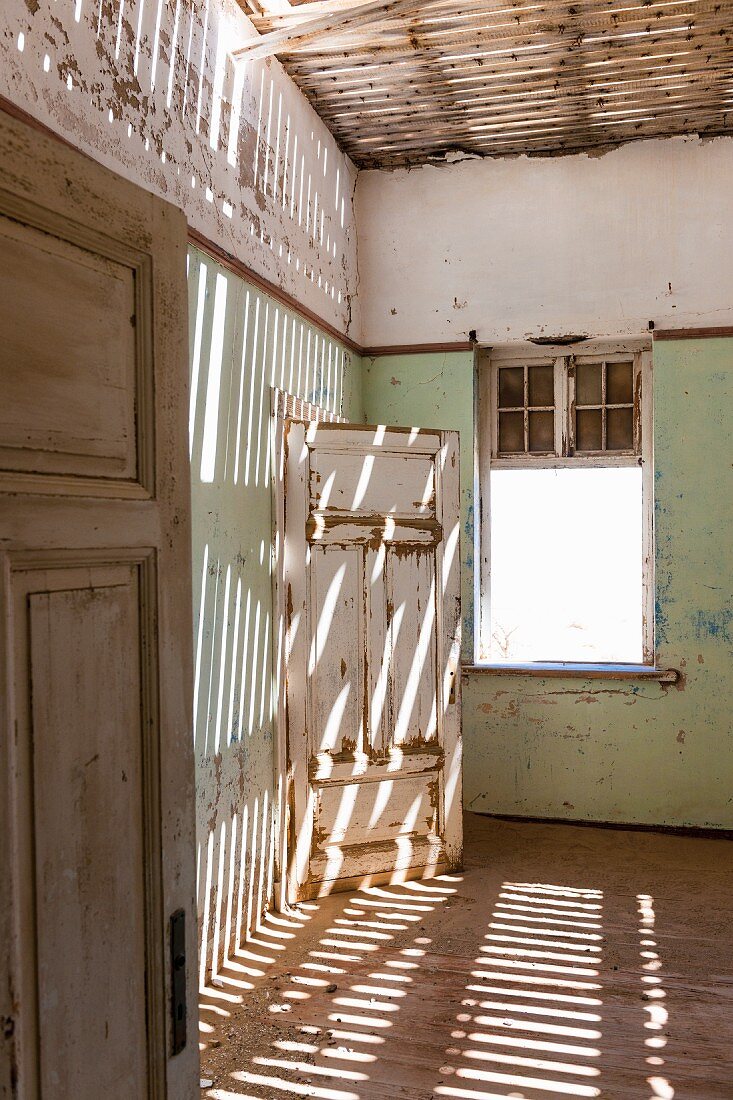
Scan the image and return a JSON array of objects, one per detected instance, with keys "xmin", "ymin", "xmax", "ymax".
[{"xmin": 489, "ymin": 467, "xmax": 643, "ymax": 663}]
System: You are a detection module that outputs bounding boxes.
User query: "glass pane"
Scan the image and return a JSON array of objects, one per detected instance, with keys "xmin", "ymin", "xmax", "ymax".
[
  {"xmin": 489, "ymin": 468, "xmax": 643, "ymax": 663},
  {"xmin": 529, "ymin": 411, "xmax": 554, "ymax": 453},
  {"xmin": 528, "ymin": 365, "xmax": 554, "ymax": 407},
  {"xmin": 576, "ymin": 408, "xmax": 602, "ymax": 451},
  {"xmin": 607, "ymin": 407, "xmax": 634, "ymax": 450},
  {"xmin": 498, "ymin": 367, "xmax": 524, "ymax": 408},
  {"xmin": 499, "ymin": 411, "xmax": 524, "ymax": 453},
  {"xmin": 607, "ymin": 361, "xmax": 634, "ymax": 404},
  {"xmin": 576, "ymin": 362, "xmax": 602, "ymax": 405}
]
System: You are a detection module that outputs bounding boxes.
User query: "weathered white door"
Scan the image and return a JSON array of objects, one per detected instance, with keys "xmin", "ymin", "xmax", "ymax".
[
  {"xmin": 0, "ymin": 112, "xmax": 198, "ymax": 1097},
  {"xmin": 282, "ymin": 421, "xmax": 462, "ymax": 901}
]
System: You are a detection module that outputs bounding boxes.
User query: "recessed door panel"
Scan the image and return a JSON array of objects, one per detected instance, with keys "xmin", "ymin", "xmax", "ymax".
[
  {"xmin": 0, "ymin": 211, "xmax": 140, "ymax": 483},
  {"xmin": 310, "ymin": 447, "xmax": 436, "ymax": 515},
  {"xmin": 315, "ymin": 773, "xmax": 438, "ymax": 848},
  {"xmin": 310, "ymin": 545, "xmax": 363, "ymax": 756},
  {"xmin": 388, "ymin": 548, "xmax": 439, "ymax": 749},
  {"xmin": 27, "ymin": 570, "xmax": 148, "ymax": 1098}
]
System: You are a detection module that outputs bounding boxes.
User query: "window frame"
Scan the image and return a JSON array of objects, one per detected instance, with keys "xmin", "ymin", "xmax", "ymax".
[{"xmin": 475, "ymin": 338, "xmax": 654, "ymax": 667}]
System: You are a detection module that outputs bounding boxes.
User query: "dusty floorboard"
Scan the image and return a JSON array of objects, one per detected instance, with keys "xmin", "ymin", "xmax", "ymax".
[{"xmin": 199, "ymin": 813, "xmax": 733, "ymax": 1099}]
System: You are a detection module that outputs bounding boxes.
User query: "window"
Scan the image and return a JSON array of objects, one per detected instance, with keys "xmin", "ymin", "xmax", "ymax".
[{"xmin": 477, "ymin": 340, "xmax": 653, "ymax": 666}]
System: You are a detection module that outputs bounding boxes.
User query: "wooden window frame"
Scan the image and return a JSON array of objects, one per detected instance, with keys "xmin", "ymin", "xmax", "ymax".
[{"xmin": 476, "ymin": 338, "xmax": 655, "ymax": 668}]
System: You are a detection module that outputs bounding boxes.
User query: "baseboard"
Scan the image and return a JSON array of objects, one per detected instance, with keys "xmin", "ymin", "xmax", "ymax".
[{"xmin": 473, "ymin": 810, "xmax": 733, "ymax": 840}]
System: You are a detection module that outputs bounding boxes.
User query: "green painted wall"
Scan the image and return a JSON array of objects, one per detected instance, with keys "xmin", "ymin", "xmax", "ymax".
[
  {"xmin": 188, "ymin": 247, "xmax": 362, "ymax": 978},
  {"xmin": 361, "ymin": 352, "xmax": 476, "ymax": 657},
  {"xmin": 362, "ymin": 338, "xmax": 733, "ymax": 829}
]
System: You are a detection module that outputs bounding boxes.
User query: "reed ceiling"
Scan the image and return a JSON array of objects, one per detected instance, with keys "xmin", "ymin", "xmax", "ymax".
[{"xmin": 239, "ymin": 0, "xmax": 733, "ymax": 167}]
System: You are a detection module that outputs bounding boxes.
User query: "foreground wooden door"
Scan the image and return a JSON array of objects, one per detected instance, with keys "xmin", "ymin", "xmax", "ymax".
[
  {"xmin": 283, "ymin": 421, "xmax": 462, "ymax": 901},
  {"xmin": 0, "ymin": 112, "xmax": 198, "ymax": 1098}
]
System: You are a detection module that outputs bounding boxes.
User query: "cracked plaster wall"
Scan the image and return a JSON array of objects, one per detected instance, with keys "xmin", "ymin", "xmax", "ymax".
[
  {"xmin": 189, "ymin": 245, "xmax": 362, "ymax": 978},
  {"xmin": 0, "ymin": 0, "xmax": 359, "ymax": 337},
  {"xmin": 363, "ymin": 338, "xmax": 733, "ymax": 829},
  {"xmin": 355, "ymin": 136, "xmax": 733, "ymax": 347}
]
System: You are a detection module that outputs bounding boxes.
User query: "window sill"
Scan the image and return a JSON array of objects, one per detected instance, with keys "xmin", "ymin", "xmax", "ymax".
[{"xmin": 463, "ymin": 662, "xmax": 679, "ymax": 683}]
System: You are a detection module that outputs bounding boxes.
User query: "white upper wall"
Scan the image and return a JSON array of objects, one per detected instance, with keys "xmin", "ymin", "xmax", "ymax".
[
  {"xmin": 0, "ymin": 0, "xmax": 359, "ymax": 336},
  {"xmin": 355, "ymin": 137, "xmax": 733, "ymax": 346}
]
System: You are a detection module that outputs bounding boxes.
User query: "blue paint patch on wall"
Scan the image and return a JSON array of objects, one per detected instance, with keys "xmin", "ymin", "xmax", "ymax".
[{"xmin": 691, "ymin": 608, "xmax": 732, "ymax": 644}]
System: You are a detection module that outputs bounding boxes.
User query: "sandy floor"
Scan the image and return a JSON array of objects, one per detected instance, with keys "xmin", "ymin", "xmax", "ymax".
[{"xmin": 199, "ymin": 812, "xmax": 733, "ymax": 1099}]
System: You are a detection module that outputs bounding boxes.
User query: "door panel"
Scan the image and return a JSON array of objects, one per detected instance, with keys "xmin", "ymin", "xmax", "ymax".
[
  {"xmin": 311, "ymin": 546, "xmax": 362, "ymax": 756},
  {"xmin": 25, "ymin": 566, "xmax": 148, "ymax": 1097},
  {"xmin": 0, "ymin": 211, "xmax": 138, "ymax": 481},
  {"xmin": 0, "ymin": 110, "xmax": 197, "ymax": 1099},
  {"xmin": 309, "ymin": 447, "xmax": 436, "ymax": 515},
  {"xmin": 388, "ymin": 548, "xmax": 438, "ymax": 747},
  {"xmin": 0, "ymin": 189, "xmax": 153, "ymax": 496},
  {"xmin": 283, "ymin": 422, "xmax": 462, "ymax": 901}
]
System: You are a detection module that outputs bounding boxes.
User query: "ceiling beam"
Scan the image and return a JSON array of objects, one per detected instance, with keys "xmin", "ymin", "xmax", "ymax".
[{"xmin": 231, "ymin": 0, "xmax": 426, "ymax": 62}]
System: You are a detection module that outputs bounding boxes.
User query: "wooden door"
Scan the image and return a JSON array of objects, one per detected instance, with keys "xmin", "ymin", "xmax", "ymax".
[
  {"xmin": 0, "ymin": 112, "xmax": 198, "ymax": 1098},
  {"xmin": 282, "ymin": 421, "xmax": 462, "ymax": 901}
]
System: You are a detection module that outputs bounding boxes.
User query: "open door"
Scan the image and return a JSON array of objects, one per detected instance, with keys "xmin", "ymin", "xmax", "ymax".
[
  {"xmin": 281, "ymin": 419, "xmax": 462, "ymax": 901},
  {"xmin": 0, "ymin": 111, "xmax": 198, "ymax": 1097}
]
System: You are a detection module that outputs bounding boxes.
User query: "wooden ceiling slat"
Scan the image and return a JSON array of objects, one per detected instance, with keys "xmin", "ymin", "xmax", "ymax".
[
  {"xmin": 288, "ymin": 45, "xmax": 733, "ymax": 93},
  {"xmin": 253, "ymin": 0, "xmax": 717, "ymax": 32},
  {"xmin": 285, "ymin": 16, "xmax": 732, "ymax": 71},
  {"xmin": 344, "ymin": 103, "xmax": 730, "ymax": 151},
  {"xmin": 241, "ymin": 0, "xmax": 733, "ymax": 165},
  {"xmin": 351, "ymin": 113, "xmax": 731, "ymax": 164},
  {"xmin": 334, "ymin": 93, "xmax": 731, "ymax": 145},
  {"xmin": 307, "ymin": 59, "xmax": 733, "ymax": 111},
  {"xmin": 283, "ymin": 4, "xmax": 729, "ymax": 60},
  {"xmin": 312, "ymin": 58, "xmax": 732, "ymax": 103},
  {"xmin": 289, "ymin": 43, "xmax": 733, "ymax": 93},
  {"xmin": 320, "ymin": 92, "xmax": 733, "ymax": 141},
  {"xmin": 288, "ymin": 45, "xmax": 733, "ymax": 104}
]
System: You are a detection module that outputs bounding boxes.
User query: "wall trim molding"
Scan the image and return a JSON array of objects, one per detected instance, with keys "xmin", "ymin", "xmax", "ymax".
[
  {"xmin": 362, "ymin": 341, "xmax": 475, "ymax": 357},
  {"xmin": 478, "ymin": 812, "xmax": 733, "ymax": 839},
  {"xmin": 187, "ymin": 228, "xmax": 362, "ymax": 354},
  {"xmin": 654, "ymin": 325, "xmax": 733, "ymax": 340}
]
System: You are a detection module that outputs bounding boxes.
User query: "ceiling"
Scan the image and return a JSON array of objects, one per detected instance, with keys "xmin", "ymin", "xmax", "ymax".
[{"xmin": 242, "ymin": 0, "xmax": 733, "ymax": 168}]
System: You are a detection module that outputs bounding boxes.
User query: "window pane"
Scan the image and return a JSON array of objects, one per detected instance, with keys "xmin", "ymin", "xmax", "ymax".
[
  {"xmin": 576, "ymin": 408, "xmax": 602, "ymax": 451},
  {"xmin": 607, "ymin": 407, "xmax": 634, "ymax": 450},
  {"xmin": 489, "ymin": 468, "xmax": 643, "ymax": 663},
  {"xmin": 607, "ymin": 361, "xmax": 634, "ymax": 404},
  {"xmin": 576, "ymin": 362, "xmax": 602, "ymax": 405},
  {"xmin": 529, "ymin": 411, "xmax": 554, "ymax": 453},
  {"xmin": 498, "ymin": 411, "xmax": 524, "ymax": 453},
  {"xmin": 498, "ymin": 367, "xmax": 524, "ymax": 408},
  {"xmin": 528, "ymin": 365, "xmax": 554, "ymax": 407}
]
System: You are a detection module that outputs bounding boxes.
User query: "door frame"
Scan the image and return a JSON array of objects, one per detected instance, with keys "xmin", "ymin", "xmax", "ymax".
[{"xmin": 270, "ymin": 388, "xmax": 344, "ymax": 909}]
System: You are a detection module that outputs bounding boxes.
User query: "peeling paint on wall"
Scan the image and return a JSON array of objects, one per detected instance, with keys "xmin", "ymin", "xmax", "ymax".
[
  {"xmin": 363, "ymin": 339, "xmax": 733, "ymax": 830},
  {"xmin": 355, "ymin": 141, "xmax": 733, "ymax": 347},
  {"xmin": 462, "ymin": 337, "xmax": 733, "ymax": 828},
  {"xmin": 0, "ymin": 0, "xmax": 359, "ymax": 334},
  {"xmin": 188, "ymin": 246, "xmax": 361, "ymax": 978}
]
